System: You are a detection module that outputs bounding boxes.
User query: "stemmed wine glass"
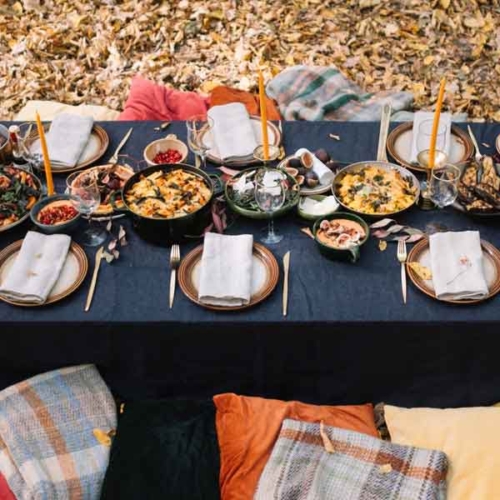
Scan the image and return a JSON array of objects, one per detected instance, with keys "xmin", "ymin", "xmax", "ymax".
[
  {"xmin": 67, "ymin": 171, "xmax": 106, "ymax": 246},
  {"xmin": 186, "ymin": 115, "xmax": 213, "ymax": 169},
  {"xmin": 430, "ymin": 164, "xmax": 460, "ymax": 209},
  {"xmin": 254, "ymin": 169, "xmax": 287, "ymax": 244}
]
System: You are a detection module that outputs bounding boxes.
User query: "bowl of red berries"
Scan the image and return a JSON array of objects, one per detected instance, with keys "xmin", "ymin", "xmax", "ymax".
[
  {"xmin": 30, "ymin": 194, "xmax": 82, "ymax": 234},
  {"xmin": 143, "ymin": 134, "xmax": 188, "ymax": 167}
]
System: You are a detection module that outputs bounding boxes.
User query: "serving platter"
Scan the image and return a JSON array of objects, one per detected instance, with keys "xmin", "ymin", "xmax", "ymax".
[
  {"xmin": 406, "ymin": 238, "xmax": 500, "ymax": 304},
  {"xmin": 178, "ymin": 242, "xmax": 279, "ymax": 311},
  {"xmin": 0, "ymin": 240, "xmax": 88, "ymax": 307},
  {"xmin": 387, "ymin": 122, "xmax": 473, "ymax": 172},
  {"xmin": 26, "ymin": 124, "xmax": 109, "ymax": 174},
  {"xmin": 200, "ymin": 116, "xmax": 281, "ymax": 167}
]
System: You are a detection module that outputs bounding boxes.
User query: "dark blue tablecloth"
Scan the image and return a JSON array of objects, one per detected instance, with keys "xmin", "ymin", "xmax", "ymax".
[{"xmin": 1, "ymin": 120, "xmax": 500, "ymax": 407}]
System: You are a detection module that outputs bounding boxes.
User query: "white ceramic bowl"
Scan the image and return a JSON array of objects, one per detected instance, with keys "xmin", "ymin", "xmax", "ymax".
[{"xmin": 143, "ymin": 134, "xmax": 188, "ymax": 166}]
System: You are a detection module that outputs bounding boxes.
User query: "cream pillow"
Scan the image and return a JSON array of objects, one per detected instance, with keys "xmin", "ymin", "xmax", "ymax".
[
  {"xmin": 385, "ymin": 405, "xmax": 500, "ymax": 500},
  {"xmin": 15, "ymin": 100, "xmax": 120, "ymax": 121}
]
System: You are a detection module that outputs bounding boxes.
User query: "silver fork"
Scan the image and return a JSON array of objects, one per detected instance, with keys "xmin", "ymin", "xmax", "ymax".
[
  {"xmin": 397, "ymin": 240, "xmax": 407, "ymax": 304},
  {"xmin": 467, "ymin": 125, "xmax": 482, "ymax": 164},
  {"xmin": 169, "ymin": 244, "xmax": 180, "ymax": 309}
]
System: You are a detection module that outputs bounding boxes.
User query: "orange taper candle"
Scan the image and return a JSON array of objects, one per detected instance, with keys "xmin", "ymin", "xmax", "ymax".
[
  {"xmin": 258, "ymin": 69, "xmax": 270, "ymax": 161},
  {"xmin": 35, "ymin": 112, "xmax": 54, "ymax": 196},
  {"xmin": 428, "ymin": 78, "xmax": 446, "ymax": 169}
]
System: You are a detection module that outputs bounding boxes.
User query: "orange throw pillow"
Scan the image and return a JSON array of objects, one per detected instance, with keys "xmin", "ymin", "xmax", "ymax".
[
  {"xmin": 209, "ymin": 86, "xmax": 282, "ymax": 121},
  {"xmin": 214, "ymin": 393, "xmax": 378, "ymax": 500}
]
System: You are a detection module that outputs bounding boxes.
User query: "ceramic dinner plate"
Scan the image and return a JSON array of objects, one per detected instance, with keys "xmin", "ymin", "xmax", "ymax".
[
  {"xmin": 201, "ymin": 117, "xmax": 281, "ymax": 167},
  {"xmin": 178, "ymin": 242, "xmax": 279, "ymax": 311},
  {"xmin": 27, "ymin": 124, "xmax": 109, "ymax": 174},
  {"xmin": 0, "ymin": 240, "xmax": 88, "ymax": 307},
  {"xmin": 387, "ymin": 122, "xmax": 473, "ymax": 172},
  {"xmin": 406, "ymin": 238, "xmax": 500, "ymax": 304}
]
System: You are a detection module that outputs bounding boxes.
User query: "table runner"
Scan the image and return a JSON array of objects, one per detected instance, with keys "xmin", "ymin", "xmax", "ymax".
[{"xmin": 0, "ymin": 120, "xmax": 499, "ymax": 409}]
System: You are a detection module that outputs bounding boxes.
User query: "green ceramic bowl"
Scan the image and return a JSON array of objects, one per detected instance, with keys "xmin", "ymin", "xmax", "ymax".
[
  {"xmin": 30, "ymin": 194, "xmax": 82, "ymax": 234},
  {"xmin": 297, "ymin": 195, "xmax": 339, "ymax": 221},
  {"xmin": 312, "ymin": 212, "xmax": 370, "ymax": 263},
  {"xmin": 224, "ymin": 167, "xmax": 300, "ymax": 220}
]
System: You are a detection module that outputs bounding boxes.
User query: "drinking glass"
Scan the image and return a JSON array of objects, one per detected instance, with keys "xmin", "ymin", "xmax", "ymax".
[
  {"xmin": 253, "ymin": 145, "xmax": 281, "ymax": 168},
  {"xmin": 416, "ymin": 119, "xmax": 447, "ymax": 156},
  {"xmin": 430, "ymin": 164, "xmax": 460, "ymax": 209},
  {"xmin": 68, "ymin": 171, "xmax": 106, "ymax": 246},
  {"xmin": 186, "ymin": 115, "xmax": 213, "ymax": 169},
  {"xmin": 254, "ymin": 169, "xmax": 286, "ymax": 244}
]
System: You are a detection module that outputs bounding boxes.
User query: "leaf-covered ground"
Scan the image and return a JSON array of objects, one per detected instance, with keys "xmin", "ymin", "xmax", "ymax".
[{"xmin": 1, "ymin": 0, "xmax": 499, "ymax": 120}]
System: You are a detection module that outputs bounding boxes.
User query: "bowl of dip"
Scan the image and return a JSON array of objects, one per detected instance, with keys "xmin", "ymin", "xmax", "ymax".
[
  {"xmin": 312, "ymin": 212, "xmax": 369, "ymax": 263},
  {"xmin": 30, "ymin": 194, "xmax": 81, "ymax": 234}
]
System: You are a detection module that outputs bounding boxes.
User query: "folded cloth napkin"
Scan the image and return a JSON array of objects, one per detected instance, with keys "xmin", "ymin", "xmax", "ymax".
[
  {"xmin": 255, "ymin": 419, "xmax": 448, "ymax": 500},
  {"xmin": 207, "ymin": 103, "xmax": 258, "ymax": 161},
  {"xmin": 0, "ymin": 231, "xmax": 71, "ymax": 304},
  {"xmin": 37, "ymin": 113, "xmax": 94, "ymax": 167},
  {"xmin": 0, "ymin": 364, "xmax": 117, "ymax": 500},
  {"xmin": 295, "ymin": 147, "xmax": 334, "ymax": 186},
  {"xmin": 429, "ymin": 231, "xmax": 488, "ymax": 301},
  {"xmin": 410, "ymin": 111, "xmax": 451, "ymax": 164},
  {"xmin": 198, "ymin": 232, "xmax": 253, "ymax": 307}
]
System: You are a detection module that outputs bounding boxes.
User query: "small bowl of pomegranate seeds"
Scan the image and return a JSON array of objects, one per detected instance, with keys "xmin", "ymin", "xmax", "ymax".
[
  {"xmin": 30, "ymin": 194, "xmax": 82, "ymax": 234},
  {"xmin": 143, "ymin": 134, "xmax": 188, "ymax": 167}
]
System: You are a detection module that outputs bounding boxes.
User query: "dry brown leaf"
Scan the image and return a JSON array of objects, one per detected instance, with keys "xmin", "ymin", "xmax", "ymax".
[{"xmin": 378, "ymin": 240, "xmax": 387, "ymax": 252}]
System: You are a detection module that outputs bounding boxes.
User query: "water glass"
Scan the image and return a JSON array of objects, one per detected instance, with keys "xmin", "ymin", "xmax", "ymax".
[
  {"xmin": 186, "ymin": 115, "xmax": 213, "ymax": 169},
  {"xmin": 68, "ymin": 171, "xmax": 106, "ymax": 246},
  {"xmin": 416, "ymin": 119, "xmax": 447, "ymax": 156},
  {"xmin": 254, "ymin": 169, "xmax": 286, "ymax": 244},
  {"xmin": 430, "ymin": 164, "xmax": 460, "ymax": 209}
]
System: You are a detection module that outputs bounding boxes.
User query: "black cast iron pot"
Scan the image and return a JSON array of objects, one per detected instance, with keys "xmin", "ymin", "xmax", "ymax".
[{"xmin": 115, "ymin": 163, "xmax": 214, "ymax": 245}]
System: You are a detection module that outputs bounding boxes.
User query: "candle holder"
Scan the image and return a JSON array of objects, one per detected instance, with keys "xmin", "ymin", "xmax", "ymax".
[
  {"xmin": 253, "ymin": 145, "xmax": 281, "ymax": 168},
  {"xmin": 416, "ymin": 149, "xmax": 448, "ymax": 211}
]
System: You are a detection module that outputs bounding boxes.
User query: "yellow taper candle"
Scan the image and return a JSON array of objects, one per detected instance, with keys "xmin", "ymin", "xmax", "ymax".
[
  {"xmin": 258, "ymin": 69, "xmax": 270, "ymax": 161},
  {"xmin": 428, "ymin": 78, "xmax": 446, "ymax": 169},
  {"xmin": 35, "ymin": 112, "xmax": 54, "ymax": 196}
]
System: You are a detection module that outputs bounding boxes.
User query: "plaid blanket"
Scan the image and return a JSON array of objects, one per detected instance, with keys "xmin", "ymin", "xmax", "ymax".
[
  {"xmin": 255, "ymin": 419, "xmax": 448, "ymax": 500},
  {"xmin": 266, "ymin": 66, "xmax": 414, "ymax": 121},
  {"xmin": 0, "ymin": 365, "xmax": 116, "ymax": 500}
]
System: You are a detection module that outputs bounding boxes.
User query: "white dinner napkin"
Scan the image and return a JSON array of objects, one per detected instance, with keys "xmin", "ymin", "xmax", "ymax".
[
  {"xmin": 35, "ymin": 114, "xmax": 94, "ymax": 168},
  {"xmin": 429, "ymin": 231, "xmax": 488, "ymax": 301},
  {"xmin": 410, "ymin": 111, "xmax": 451, "ymax": 164},
  {"xmin": 207, "ymin": 103, "xmax": 258, "ymax": 161},
  {"xmin": 295, "ymin": 148, "xmax": 334, "ymax": 186},
  {"xmin": 0, "ymin": 231, "xmax": 71, "ymax": 304},
  {"xmin": 198, "ymin": 232, "xmax": 253, "ymax": 306}
]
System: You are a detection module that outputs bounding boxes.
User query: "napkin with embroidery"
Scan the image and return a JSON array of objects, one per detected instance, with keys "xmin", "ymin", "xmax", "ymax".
[
  {"xmin": 429, "ymin": 231, "xmax": 488, "ymax": 301},
  {"xmin": 198, "ymin": 232, "xmax": 253, "ymax": 307},
  {"xmin": 207, "ymin": 103, "xmax": 258, "ymax": 161},
  {"xmin": 0, "ymin": 231, "xmax": 71, "ymax": 304}
]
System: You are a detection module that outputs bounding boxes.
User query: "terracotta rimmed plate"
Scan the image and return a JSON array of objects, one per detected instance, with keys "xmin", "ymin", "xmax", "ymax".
[
  {"xmin": 178, "ymin": 242, "xmax": 279, "ymax": 311},
  {"xmin": 200, "ymin": 117, "xmax": 281, "ymax": 167},
  {"xmin": 26, "ymin": 124, "xmax": 109, "ymax": 174},
  {"xmin": 387, "ymin": 122, "xmax": 473, "ymax": 172},
  {"xmin": 495, "ymin": 134, "xmax": 500, "ymax": 156},
  {"xmin": 0, "ymin": 240, "xmax": 88, "ymax": 307},
  {"xmin": 406, "ymin": 237, "xmax": 500, "ymax": 304}
]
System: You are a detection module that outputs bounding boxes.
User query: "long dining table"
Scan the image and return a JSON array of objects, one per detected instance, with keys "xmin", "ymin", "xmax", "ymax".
[{"xmin": 1, "ymin": 120, "xmax": 500, "ymax": 408}]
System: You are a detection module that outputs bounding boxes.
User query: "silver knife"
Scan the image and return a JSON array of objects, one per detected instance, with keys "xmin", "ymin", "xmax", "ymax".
[
  {"xmin": 85, "ymin": 246, "xmax": 104, "ymax": 312},
  {"xmin": 283, "ymin": 251, "xmax": 291, "ymax": 316},
  {"xmin": 108, "ymin": 127, "xmax": 133, "ymax": 164}
]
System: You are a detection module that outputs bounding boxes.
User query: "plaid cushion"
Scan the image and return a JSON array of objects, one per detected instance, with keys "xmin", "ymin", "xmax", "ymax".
[
  {"xmin": 255, "ymin": 419, "xmax": 448, "ymax": 500},
  {"xmin": 0, "ymin": 364, "xmax": 116, "ymax": 500},
  {"xmin": 267, "ymin": 66, "xmax": 413, "ymax": 121}
]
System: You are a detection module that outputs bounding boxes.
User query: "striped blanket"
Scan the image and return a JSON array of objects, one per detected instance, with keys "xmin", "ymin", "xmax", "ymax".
[
  {"xmin": 266, "ymin": 66, "xmax": 414, "ymax": 121},
  {"xmin": 255, "ymin": 419, "xmax": 448, "ymax": 500},
  {"xmin": 0, "ymin": 365, "xmax": 116, "ymax": 500}
]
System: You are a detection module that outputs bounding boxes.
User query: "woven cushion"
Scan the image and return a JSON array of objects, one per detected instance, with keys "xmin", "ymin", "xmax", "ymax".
[
  {"xmin": 256, "ymin": 418, "xmax": 448, "ymax": 499},
  {"xmin": 214, "ymin": 393, "xmax": 378, "ymax": 500}
]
